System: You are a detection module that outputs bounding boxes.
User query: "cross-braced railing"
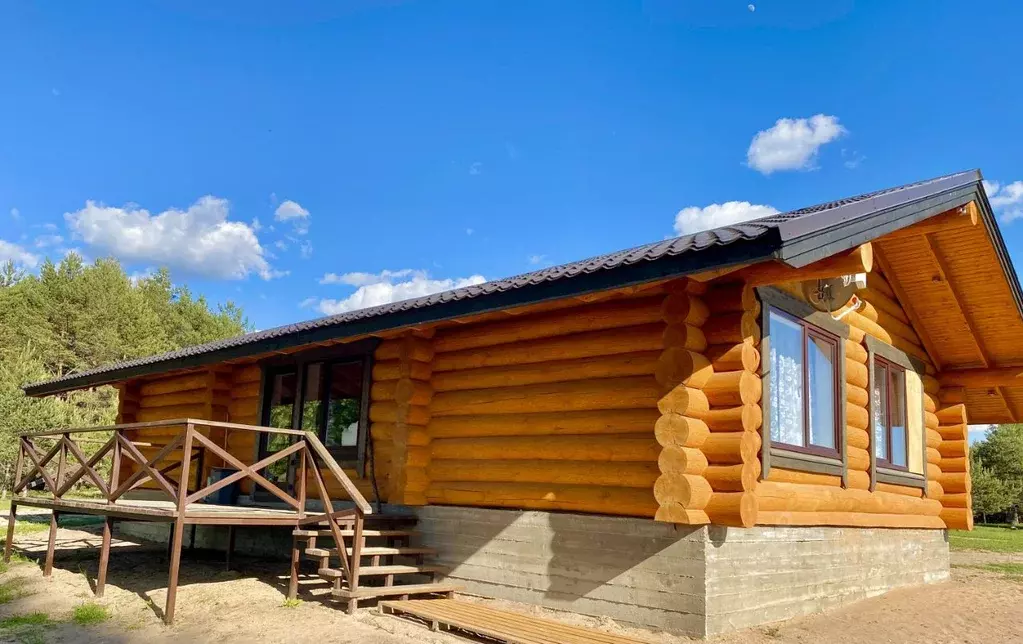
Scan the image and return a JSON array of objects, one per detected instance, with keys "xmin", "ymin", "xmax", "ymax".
[{"xmin": 5, "ymin": 418, "xmax": 372, "ymax": 624}]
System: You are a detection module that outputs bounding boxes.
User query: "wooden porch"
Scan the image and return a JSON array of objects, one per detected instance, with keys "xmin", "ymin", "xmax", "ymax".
[{"xmin": 2, "ymin": 419, "xmax": 454, "ymax": 625}]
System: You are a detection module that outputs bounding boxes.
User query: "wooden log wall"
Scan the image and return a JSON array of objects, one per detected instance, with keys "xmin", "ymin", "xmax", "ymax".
[
  {"xmin": 686, "ymin": 281, "xmax": 760, "ymax": 527},
  {"xmin": 935, "ymin": 393, "xmax": 972, "ymax": 530},
  {"xmin": 422, "ymin": 293, "xmax": 665, "ymax": 516},
  {"xmin": 371, "ymin": 332, "xmax": 434, "ymax": 505}
]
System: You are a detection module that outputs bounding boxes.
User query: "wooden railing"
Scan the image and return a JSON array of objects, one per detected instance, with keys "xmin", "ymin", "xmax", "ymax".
[{"xmin": 12, "ymin": 418, "xmax": 373, "ymax": 595}]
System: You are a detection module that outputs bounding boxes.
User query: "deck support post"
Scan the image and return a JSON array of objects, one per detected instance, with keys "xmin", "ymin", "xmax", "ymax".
[
  {"xmin": 226, "ymin": 526, "xmax": 236, "ymax": 572},
  {"xmin": 44, "ymin": 511, "xmax": 59, "ymax": 577},
  {"xmin": 96, "ymin": 517, "xmax": 113, "ymax": 597},
  {"xmin": 165, "ymin": 422, "xmax": 195, "ymax": 626},
  {"xmin": 288, "ymin": 535, "xmax": 300, "ymax": 601},
  {"xmin": 3, "ymin": 502, "xmax": 17, "ymax": 563}
]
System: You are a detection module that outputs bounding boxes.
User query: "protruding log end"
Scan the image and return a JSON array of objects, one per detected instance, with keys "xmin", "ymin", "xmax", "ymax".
[
  {"xmin": 940, "ymin": 507, "xmax": 973, "ymax": 531},
  {"xmin": 704, "ymin": 492, "xmax": 758, "ymax": 528},
  {"xmin": 654, "ymin": 505, "xmax": 710, "ymax": 525}
]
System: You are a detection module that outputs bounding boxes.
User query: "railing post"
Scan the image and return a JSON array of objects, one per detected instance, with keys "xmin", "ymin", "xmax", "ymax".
[
  {"xmin": 11, "ymin": 439, "xmax": 24, "ymax": 498},
  {"xmin": 108, "ymin": 432, "xmax": 122, "ymax": 503},
  {"xmin": 350, "ymin": 511, "xmax": 363, "ymax": 596},
  {"xmin": 165, "ymin": 422, "xmax": 194, "ymax": 626},
  {"xmin": 297, "ymin": 443, "xmax": 307, "ymax": 520},
  {"xmin": 54, "ymin": 435, "xmax": 67, "ymax": 499}
]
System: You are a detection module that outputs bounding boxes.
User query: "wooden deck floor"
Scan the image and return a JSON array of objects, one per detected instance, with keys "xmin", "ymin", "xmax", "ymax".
[
  {"xmin": 14, "ymin": 497, "xmax": 302, "ymax": 526},
  {"xmin": 379, "ymin": 598, "xmax": 656, "ymax": 644}
]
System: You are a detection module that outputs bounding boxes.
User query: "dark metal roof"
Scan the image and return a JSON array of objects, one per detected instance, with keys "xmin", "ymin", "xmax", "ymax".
[{"xmin": 25, "ymin": 169, "xmax": 999, "ymax": 396}]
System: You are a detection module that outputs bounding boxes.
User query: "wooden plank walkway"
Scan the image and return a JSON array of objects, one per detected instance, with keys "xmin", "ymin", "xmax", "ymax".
[{"xmin": 379, "ymin": 598, "xmax": 656, "ymax": 644}]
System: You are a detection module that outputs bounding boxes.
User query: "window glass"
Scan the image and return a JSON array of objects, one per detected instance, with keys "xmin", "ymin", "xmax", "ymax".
[
  {"xmin": 807, "ymin": 333, "xmax": 836, "ymax": 449},
  {"xmin": 889, "ymin": 368, "xmax": 908, "ymax": 467},
  {"xmin": 326, "ymin": 361, "xmax": 363, "ymax": 448},
  {"xmin": 300, "ymin": 362, "xmax": 324, "ymax": 433},
  {"xmin": 872, "ymin": 363, "xmax": 888, "ymax": 462},
  {"xmin": 769, "ymin": 311, "xmax": 805, "ymax": 447}
]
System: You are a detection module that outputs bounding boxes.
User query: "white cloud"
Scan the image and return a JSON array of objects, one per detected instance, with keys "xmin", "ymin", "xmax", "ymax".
[
  {"xmin": 469, "ymin": 162, "xmax": 482, "ymax": 176},
  {"xmin": 299, "ymin": 296, "xmax": 318, "ymax": 308},
  {"xmin": 251, "ymin": 217, "xmax": 262, "ymax": 232},
  {"xmin": 314, "ymin": 269, "xmax": 486, "ymax": 315},
  {"xmin": 275, "ymin": 239, "xmax": 289, "ymax": 251},
  {"xmin": 65, "ymin": 196, "xmax": 275, "ymax": 280},
  {"xmin": 34, "ymin": 234, "xmax": 64, "ymax": 248},
  {"xmin": 674, "ymin": 201, "xmax": 780, "ymax": 236},
  {"xmin": 9, "ymin": 208, "xmax": 20, "ymax": 220},
  {"xmin": 274, "ymin": 199, "xmax": 310, "ymax": 234},
  {"xmin": 300, "ymin": 240, "xmax": 313, "ymax": 259},
  {"xmin": 983, "ymin": 179, "xmax": 1023, "ymax": 223},
  {"xmin": 0, "ymin": 240, "xmax": 40, "ymax": 268},
  {"xmin": 747, "ymin": 114, "xmax": 847, "ymax": 174},
  {"xmin": 528, "ymin": 254, "xmax": 547, "ymax": 265}
]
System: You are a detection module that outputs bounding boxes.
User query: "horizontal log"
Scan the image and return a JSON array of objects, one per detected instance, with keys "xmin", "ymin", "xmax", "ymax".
[
  {"xmin": 704, "ymin": 462, "xmax": 760, "ymax": 492},
  {"xmin": 135, "ymin": 404, "xmax": 207, "ymax": 423},
  {"xmin": 941, "ymin": 507, "xmax": 973, "ymax": 531},
  {"xmin": 430, "ymin": 436, "xmax": 659, "ymax": 462},
  {"xmin": 847, "ymin": 426, "xmax": 870, "ymax": 450},
  {"xmin": 428, "ymin": 408, "xmax": 660, "ymax": 439},
  {"xmin": 938, "ymin": 440, "xmax": 967, "ymax": 459},
  {"xmin": 433, "ymin": 323, "xmax": 664, "ymax": 372},
  {"xmin": 875, "ymin": 482, "xmax": 924, "ymax": 497},
  {"xmin": 926, "ymin": 411, "xmax": 939, "ymax": 430},
  {"xmin": 696, "ymin": 404, "xmax": 762, "ymax": 432},
  {"xmin": 657, "ymin": 386, "xmax": 710, "ymax": 417},
  {"xmin": 935, "ymin": 403, "xmax": 968, "ymax": 425},
  {"xmin": 657, "ymin": 446, "xmax": 709, "ymax": 475},
  {"xmin": 661, "ymin": 292, "xmax": 710, "ymax": 327},
  {"xmin": 756, "ymin": 481, "xmax": 942, "ymax": 516},
  {"xmin": 705, "ymin": 341, "xmax": 760, "ymax": 373},
  {"xmin": 704, "ymin": 492, "xmax": 757, "ymax": 527},
  {"xmin": 426, "ymin": 459, "xmax": 659, "ymax": 488},
  {"xmin": 882, "ymin": 203, "xmax": 978, "ymax": 241},
  {"xmin": 940, "ymin": 456, "xmax": 968, "ymax": 472},
  {"xmin": 661, "ymin": 323, "xmax": 709, "ymax": 353},
  {"xmin": 376, "ymin": 336, "xmax": 434, "ymax": 363},
  {"xmin": 232, "ymin": 380, "xmax": 260, "ymax": 400},
  {"xmin": 655, "ymin": 348, "xmax": 712, "ymax": 392},
  {"xmin": 927, "ymin": 429, "xmax": 941, "ymax": 449},
  {"xmin": 654, "ymin": 473, "xmax": 712, "ymax": 509},
  {"xmin": 927, "ymin": 480, "xmax": 944, "ymax": 499},
  {"xmin": 705, "ymin": 282, "xmax": 758, "ymax": 316},
  {"xmin": 138, "ymin": 388, "xmax": 208, "ymax": 409},
  {"xmin": 139, "ymin": 373, "xmax": 210, "ymax": 397},
  {"xmin": 757, "ymin": 511, "xmax": 945, "ymax": 529},
  {"xmin": 924, "ymin": 394, "xmax": 936, "ymax": 414},
  {"xmin": 655, "ymin": 413, "xmax": 710, "ymax": 449},
  {"xmin": 865, "ymin": 271, "xmax": 896, "ymax": 299},
  {"xmin": 703, "ymin": 431, "xmax": 760, "ymax": 465},
  {"xmin": 927, "ymin": 462, "xmax": 941, "ymax": 480},
  {"xmin": 941, "ymin": 492, "xmax": 970, "ymax": 508},
  {"xmin": 433, "ymin": 351, "xmax": 662, "ymax": 393},
  {"xmin": 430, "ymin": 376, "xmax": 660, "ymax": 417},
  {"xmin": 373, "ymin": 359, "xmax": 431, "ymax": 382},
  {"xmin": 425, "ymin": 481, "xmax": 658, "ymax": 517},
  {"xmin": 938, "ymin": 387, "xmax": 965, "ymax": 405},
  {"xmin": 847, "ymin": 383, "xmax": 869, "ymax": 409},
  {"xmin": 704, "ymin": 370, "xmax": 762, "ymax": 407},
  {"xmin": 856, "ymin": 300, "xmax": 923, "ymax": 348},
  {"xmin": 845, "ymin": 311, "xmax": 929, "ymax": 363},
  {"xmin": 847, "ymin": 403, "xmax": 869, "ymax": 431},
  {"xmin": 654, "ymin": 505, "xmax": 710, "ymax": 525},
  {"xmin": 846, "ymin": 359, "xmax": 868, "ymax": 389},
  {"xmin": 743, "ymin": 243, "xmax": 873, "ymax": 288},
  {"xmin": 845, "ymin": 339, "xmax": 867, "ymax": 364},
  {"xmin": 848, "ymin": 469, "xmax": 870, "ymax": 490},
  {"xmin": 847, "ymin": 446, "xmax": 870, "ymax": 471},
  {"xmin": 371, "ymin": 379, "xmax": 433, "ymax": 406},
  {"xmin": 923, "ymin": 375, "xmax": 941, "ymax": 395},
  {"xmin": 927, "ymin": 447, "xmax": 941, "ymax": 465},
  {"xmin": 434, "ymin": 296, "xmax": 665, "ymax": 353},
  {"xmin": 936, "ymin": 472, "xmax": 970, "ymax": 494},
  {"xmin": 232, "ymin": 364, "xmax": 261, "ymax": 384},
  {"xmin": 937, "ymin": 424, "xmax": 968, "ymax": 441},
  {"xmin": 228, "ymin": 397, "xmax": 259, "ymax": 421},
  {"xmin": 767, "ymin": 467, "xmax": 841, "ymax": 487},
  {"xmin": 703, "ymin": 311, "xmax": 760, "ymax": 346},
  {"xmin": 369, "ymin": 402, "xmax": 430, "ymax": 426}
]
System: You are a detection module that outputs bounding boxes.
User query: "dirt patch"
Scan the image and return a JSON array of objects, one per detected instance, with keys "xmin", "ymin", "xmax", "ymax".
[{"xmin": 3, "ymin": 516, "xmax": 1023, "ymax": 644}]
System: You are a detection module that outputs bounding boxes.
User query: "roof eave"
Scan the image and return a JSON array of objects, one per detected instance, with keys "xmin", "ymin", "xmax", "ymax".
[{"xmin": 23, "ymin": 231, "xmax": 782, "ymax": 398}]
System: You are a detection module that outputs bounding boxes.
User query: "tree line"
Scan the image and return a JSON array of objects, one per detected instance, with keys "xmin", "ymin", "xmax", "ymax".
[
  {"xmin": 0, "ymin": 254, "xmax": 248, "ymax": 492},
  {"xmin": 971, "ymin": 424, "xmax": 1023, "ymax": 525}
]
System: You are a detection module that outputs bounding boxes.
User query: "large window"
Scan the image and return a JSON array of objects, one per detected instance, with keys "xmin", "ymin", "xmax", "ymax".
[
  {"xmin": 873, "ymin": 357, "xmax": 908, "ymax": 470},
  {"xmin": 767, "ymin": 308, "xmax": 841, "ymax": 457},
  {"xmin": 258, "ymin": 344, "xmax": 373, "ymax": 486}
]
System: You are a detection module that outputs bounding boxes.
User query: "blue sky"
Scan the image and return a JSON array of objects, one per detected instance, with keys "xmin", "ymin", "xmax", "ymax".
[{"xmin": 2, "ymin": 1, "xmax": 1022, "ymax": 440}]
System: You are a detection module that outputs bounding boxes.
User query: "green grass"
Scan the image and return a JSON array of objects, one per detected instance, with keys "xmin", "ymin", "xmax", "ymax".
[
  {"xmin": 0, "ymin": 552, "xmax": 32, "ymax": 575},
  {"xmin": 0, "ymin": 613, "xmax": 52, "ymax": 628},
  {"xmin": 281, "ymin": 598, "xmax": 302, "ymax": 608},
  {"xmin": 949, "ymin": 525, "xmax": 1023, "ymax": 553},
  {"xmin": 71, "ymin": 602, "xmax": 109, "ymax": 625},
  {"xmin": 0, "ymin": 578, "xmax": 31, "ymax": 605}
]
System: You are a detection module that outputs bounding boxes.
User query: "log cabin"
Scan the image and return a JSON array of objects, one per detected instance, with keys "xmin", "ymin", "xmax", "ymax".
[{"xmin": 8, "ymin": 169, "xmax": 1019, "ymax": 636}]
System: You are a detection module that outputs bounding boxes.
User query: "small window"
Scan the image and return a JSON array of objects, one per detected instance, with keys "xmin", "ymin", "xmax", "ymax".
[
  {"xmin": 767, "ymin": 308, "xmax": 841, "ymax": 457},
  {"xmin": 873, "ymin": 357, "xmax": 908, "ymax": 470}
]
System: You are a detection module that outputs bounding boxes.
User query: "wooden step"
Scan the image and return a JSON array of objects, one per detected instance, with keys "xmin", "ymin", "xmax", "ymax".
[
  {"xmin": 304, "ymin": 546, "xmax": 436, "ymax": 558},
  {"xmin": 333, "ymin": 582, "xmax": 460, "ymax": 600},
  {"xmin": 317, "ymin": 565, "xmax": 443, "ymax": 579},
  {"xmin": 293, "ymin": 528, "xmax": 414, "ymax": 538}
]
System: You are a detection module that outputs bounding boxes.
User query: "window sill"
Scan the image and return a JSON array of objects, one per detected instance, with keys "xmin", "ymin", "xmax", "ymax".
[
  {"xmin": 875, "ymin": 467, "xmax": 926, "ymax": 490},
  {"xmin": 768, "ymin": 447, "xmax": 844, "ymax": 478}
]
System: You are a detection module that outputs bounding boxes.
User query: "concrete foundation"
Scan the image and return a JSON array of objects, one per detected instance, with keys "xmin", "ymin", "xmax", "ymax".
[{"xmin": 115, "ymin": 507, "xmax": 950, "ymax": 638}]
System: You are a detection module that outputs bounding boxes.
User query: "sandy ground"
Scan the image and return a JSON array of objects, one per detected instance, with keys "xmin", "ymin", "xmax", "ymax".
[{"xmin": 0, "ymin": 509, "xmax": 1021, "ymax": 644}]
